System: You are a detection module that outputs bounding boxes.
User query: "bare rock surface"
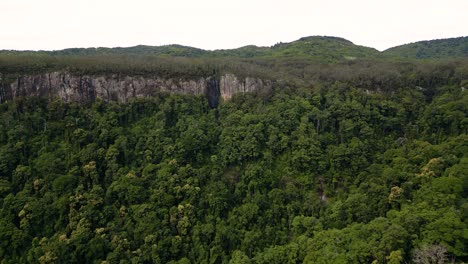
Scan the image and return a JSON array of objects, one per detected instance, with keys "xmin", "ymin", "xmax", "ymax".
[{"xmin": 0, "ymin": 72, "xmax": 271, "ymax": 105}]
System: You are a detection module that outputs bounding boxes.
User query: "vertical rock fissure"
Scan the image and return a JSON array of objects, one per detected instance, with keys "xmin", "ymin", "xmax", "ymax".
[
  {"xmin": 16, "ymin": 77, "xmax": 22, "ymax": 97},
  {"xmin": 48, "ymin": 73, "xmax": 52, "ymax": 99},
  {"xmin": 205, "ymin": 73, "xmax": 220, "ymax": 108}
]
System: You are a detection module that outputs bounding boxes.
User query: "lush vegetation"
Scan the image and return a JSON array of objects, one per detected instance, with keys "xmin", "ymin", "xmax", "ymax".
[
  {"xmin": 1, "ymin": 36, "xmax": 467, "ymax": 86},
  {"xmin": 2, "ymin": 35, "xmax": 466, "ymax": 63},
  {"xmin": 0, "ymin": 36, "xmax": 381, "ymax": 81},
  {"xmin": 0, "ymin": 36, "xmax": 379, "ymax": 62},
  {"xmin": 0, "ymin": 36, "xmax": 467, "ymax": 263},
  {"xmin": 0, "ymin": 79, "xmax": 467, "ymax": 263},
  {"xmin": 211, "ymin": 36, "xmax": 380, "ymax": 61},
  {"xmin": 384, "ymin": 37, "xmax": 468, "ymax": 59}
]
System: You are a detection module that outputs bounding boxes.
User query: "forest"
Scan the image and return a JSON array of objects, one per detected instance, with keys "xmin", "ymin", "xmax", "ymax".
[{"xmin": 0, "ymin": 36, "xmax": 467, "ymax": 263}]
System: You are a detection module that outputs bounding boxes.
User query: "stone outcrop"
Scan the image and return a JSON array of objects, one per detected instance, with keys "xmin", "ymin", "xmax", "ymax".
[
  {"xmin": 0, "ymin": 72, "xmax": 271, "ymax": 106},
  {"xmin": 219, "ymin": 74, "xmax": 269, "ymax": 101}
]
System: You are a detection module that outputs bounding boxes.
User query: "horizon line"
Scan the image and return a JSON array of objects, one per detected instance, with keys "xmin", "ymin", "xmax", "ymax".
[{"xmin": 1, "ymin": 35, "xmax": 466, "ymax": 53}]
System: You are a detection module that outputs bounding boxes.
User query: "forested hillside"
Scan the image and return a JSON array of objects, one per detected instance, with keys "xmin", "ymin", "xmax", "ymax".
[
  {"xmin": 0, "ymin": 36, "xmax": 379, "ymax": 61},
  {"xmin": 0, "ymin": 36, "xmax": 467, "ymax": 263},
  {"xmin": 383, "ymin": 37, "xmax": 468, "ymax": 59}
]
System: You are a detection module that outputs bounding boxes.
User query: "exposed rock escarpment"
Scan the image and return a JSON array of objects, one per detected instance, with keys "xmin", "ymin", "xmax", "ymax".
[
  {"xmin": 0, "ymin": 72, "xmax": 271, "ymax": 106},
  {"xmin": 219, "ymin": 74, "xmax": 267, "ymax": 101}
]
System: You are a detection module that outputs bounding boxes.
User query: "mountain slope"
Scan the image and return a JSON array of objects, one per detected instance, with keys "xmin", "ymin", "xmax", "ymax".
[
  {"xmin": 0, "ymin": 36, "xmax": 380, "ymax": 62},
  {"xmin": 211, "ymin": 36, "xmax": 380, "ymax": 61},
  {"xmin": 383, "ymin": 36, "xmax": 468, "ymax": 59},
  {"xmin": 50, "ymin": 44, "xmax": 208, "ymax": 57},
  {"xmin": 2, "ymin": 36, "xmax": 467, "ymax": 62}
]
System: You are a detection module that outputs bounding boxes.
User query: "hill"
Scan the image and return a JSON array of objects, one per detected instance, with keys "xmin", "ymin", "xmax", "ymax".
[
  {"xmin": 2, "ymin": 36, "xmax": 467, "ymax": 62},
  {"xmin": 211, "ymin": 36, "xmax": 380, "ymax": 61},
  {"xmin": 0, "ymin": 36, "xmax": 380, "ymax": 62},
  {"xmin": 50, "ymin": 44, "xmax": 209, "ymax": 57},
  {"xmin": 383, "ymin": 36, "xmax": 468, "ymax": 59}
]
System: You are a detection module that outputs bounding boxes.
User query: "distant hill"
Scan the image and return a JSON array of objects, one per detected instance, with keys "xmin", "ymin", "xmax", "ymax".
[
  {"xmin": 0, "ymin": 36, "xmax": 381, "ymax": 63},
  {"xmin": 51, "ymin": 36, "xmax": 381, "ymax": 61},
  {"xmin": 1, "ymin": 35, "xmax": 467, "ymax": 83},
  {"xmin": 0, "ymin": 44, "xmax": 208, "ymax": 57},
  {"xmin": 383, "ymin": 36, "xmax": 468, "ymax": 59},
  {"xmin": 211, "ymin": 36, "xmax": 380, "ymax": 61},
  {"xmin": 50, "ymin": 44, "xmax": 208, "ymax": 57},
  {"xmin": 3, "ymin": 36, "xmax": 467, "ymax": 62}
]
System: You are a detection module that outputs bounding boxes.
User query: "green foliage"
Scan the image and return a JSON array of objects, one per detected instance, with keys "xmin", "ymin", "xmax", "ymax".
[
  {"xmin": 212, "ymin": 36, "xmax": 380, "ymax": 62},
  {"xmin": 383, "ymin": 36, "xmax": 468, "ymax": 59},
  {"xmin": 0, "ymin": 58, "xmax": 467, "ymax": 263}
]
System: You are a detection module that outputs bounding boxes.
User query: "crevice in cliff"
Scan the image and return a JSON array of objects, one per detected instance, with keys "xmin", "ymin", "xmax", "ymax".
[
  {"xmin": 0, "ymin": 84, "xmax": 5, "ymax": 103},
  {"xmin": 205, "ymin": 73, "xmax": 220, "ymax": 108},
  {"xmin": 48, "ymin": 73, "xmax": 52, "ymax": 99},
  {"xmin": 17, "ymin": 77, "xmax": 22, "ymax": 97}
]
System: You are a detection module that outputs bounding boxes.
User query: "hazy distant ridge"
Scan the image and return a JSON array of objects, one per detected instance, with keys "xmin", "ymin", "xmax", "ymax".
[
  {"xmin": 382, "ymin": 36, "xmax": 468, "ymax": 59},
  {"xmin": 1, "ymin": 36, "xmax": 466, "ymax": 60}
]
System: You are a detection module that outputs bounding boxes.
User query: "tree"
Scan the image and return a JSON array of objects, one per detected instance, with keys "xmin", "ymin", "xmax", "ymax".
[{"xmin": 412, "ymin": 245, "xmax": 448, "ymax": 264}]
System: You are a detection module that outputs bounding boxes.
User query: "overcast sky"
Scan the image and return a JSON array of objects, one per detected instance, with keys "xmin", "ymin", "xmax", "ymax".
[{"xmin": 1, "ymin": 0, "xmax": 467, "ymax": 51}]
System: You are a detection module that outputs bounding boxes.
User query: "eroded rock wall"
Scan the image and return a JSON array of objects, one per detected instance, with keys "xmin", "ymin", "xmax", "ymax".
[{"xmin": 0, "ymin": 72, "xmax": 271, "ymax": 106}]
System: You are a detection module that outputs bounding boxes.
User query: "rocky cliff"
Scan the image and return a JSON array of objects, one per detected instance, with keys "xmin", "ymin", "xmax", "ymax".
[{"xmin": 0, "ymin": 72, "xmax": 271, "ymax": 107}]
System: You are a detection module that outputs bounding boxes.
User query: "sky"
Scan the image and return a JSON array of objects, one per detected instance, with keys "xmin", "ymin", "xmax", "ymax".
[{"xmin": 1, "ymin": 0, "xmax": 467, "ymax": 51}]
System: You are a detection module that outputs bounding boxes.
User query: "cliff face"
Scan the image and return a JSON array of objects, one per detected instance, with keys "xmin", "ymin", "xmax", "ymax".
[
  {"xmin": 0, "ymin": 72, "xmax": 271, "ymax": 106},
  {"xmin": 219, "ymin": 74, "xmax": 269, "ymax": 101}
]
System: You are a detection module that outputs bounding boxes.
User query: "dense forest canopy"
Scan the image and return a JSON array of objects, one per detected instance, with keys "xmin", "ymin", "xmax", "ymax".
[{"xmin": 0, "ymin": 36, "xmax": 467, "ymax": 263}]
